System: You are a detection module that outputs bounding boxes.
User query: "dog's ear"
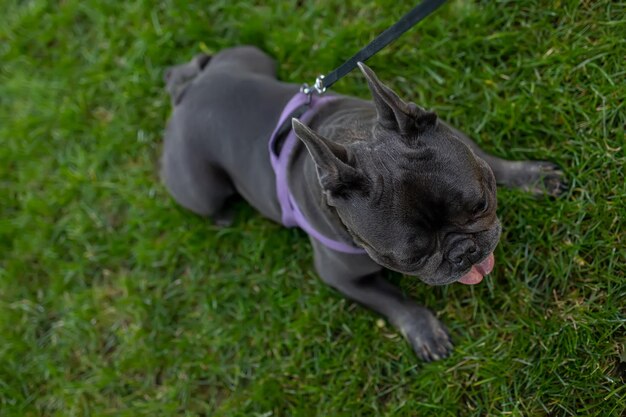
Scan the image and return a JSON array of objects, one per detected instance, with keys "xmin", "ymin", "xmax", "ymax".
[
  {"xmin": 358, "ymin": 62, "xmax": 436, "ymax": 135},
  {"xmin": 292, "ymin": 119, "xmax": 368, "ymax": 197}
]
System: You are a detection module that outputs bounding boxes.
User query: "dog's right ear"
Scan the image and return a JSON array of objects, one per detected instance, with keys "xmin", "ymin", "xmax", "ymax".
[
  {"xmin": 358, "ymin": 62, "xmax": 436, "ymax": 136},
  {"xmin": 292, "ymin": 119, "xmax": 368, "ymax": 197}
]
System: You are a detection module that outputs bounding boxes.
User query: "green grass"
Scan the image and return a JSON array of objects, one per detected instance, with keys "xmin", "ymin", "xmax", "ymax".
[{"xmin": 1, "ymin": 0, "xmax": 624, "ymax": 415}]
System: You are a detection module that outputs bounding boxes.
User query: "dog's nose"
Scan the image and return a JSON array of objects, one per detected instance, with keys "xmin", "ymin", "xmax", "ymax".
[{"xmin": 448, "ymin": 239, "xmax": 477, "ymax": 267}]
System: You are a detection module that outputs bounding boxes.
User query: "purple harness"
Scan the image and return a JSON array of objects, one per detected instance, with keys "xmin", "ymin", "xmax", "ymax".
[{"xmin": 268, "ymin": 92, "xmax": 366, "ymax": 255}]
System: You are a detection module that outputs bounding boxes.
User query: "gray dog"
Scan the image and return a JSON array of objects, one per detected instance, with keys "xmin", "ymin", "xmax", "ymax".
[{"xmin": 161, "ymin": 46, "xmax": 565, "ymax": 361}]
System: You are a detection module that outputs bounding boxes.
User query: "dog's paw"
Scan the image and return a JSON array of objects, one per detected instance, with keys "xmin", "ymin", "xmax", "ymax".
[
  {"xmin": 193, "ymin": 53, "xmax": 212, "ymax": 70},
  {"xmin": 397, "ymin": 307, "xmax": 453, "ymax": 362},
  {"xmin": 516, "ymin": 161, "xmax": 568, "ymax": 197},
  {"xmin": 212, "ymin": 206, "xmax": 235, "ymax": 228}
]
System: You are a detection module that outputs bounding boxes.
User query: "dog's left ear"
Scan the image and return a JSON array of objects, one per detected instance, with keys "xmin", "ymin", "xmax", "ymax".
[
  {"xmin": 292, "ymin": 119, "xmax": 369, "ymax": 197},
  {"xmin": 358, "ymin": 62, "xmax": 436, "ymax": 136}
]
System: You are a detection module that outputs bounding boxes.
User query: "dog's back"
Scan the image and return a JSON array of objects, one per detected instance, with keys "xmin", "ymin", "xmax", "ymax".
[{"xmin": 162, "ymin": 47, "xmax": 300, "ymax": 222}]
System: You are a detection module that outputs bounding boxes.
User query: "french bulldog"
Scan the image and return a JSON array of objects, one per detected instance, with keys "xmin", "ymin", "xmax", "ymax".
[{"xmin": 161, "ymin": 46, "xmax": 565, "ymax": 361}]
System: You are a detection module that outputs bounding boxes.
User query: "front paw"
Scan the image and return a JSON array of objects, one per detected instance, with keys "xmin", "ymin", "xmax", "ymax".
[
  {"xmin": 518, "ymin": 161, "xmax": 568, "ymax": 197},
  {"xmin": 212, "ymin": 205, "xmax": 235, "ymax": 227},
  {"xmin": 396, "ymin": 307, "xmax": 453, "ymax": 362}
]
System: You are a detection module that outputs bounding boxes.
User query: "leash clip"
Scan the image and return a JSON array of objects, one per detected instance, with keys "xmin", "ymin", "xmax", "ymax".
[{"xmin": 300, "ymin": 74, "xmax": 327, "ymax": 102}]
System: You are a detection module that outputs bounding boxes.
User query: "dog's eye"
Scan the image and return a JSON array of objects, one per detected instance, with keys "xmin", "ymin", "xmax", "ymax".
[{"xmin": 472, "ymin": 199, "xmax": 488, "ymax": 215}]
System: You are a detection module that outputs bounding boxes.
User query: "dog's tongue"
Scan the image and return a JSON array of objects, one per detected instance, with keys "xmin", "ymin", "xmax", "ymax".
[{"xmin": 457, "ymin": 252, "xmax": 495, "ymax": 285}]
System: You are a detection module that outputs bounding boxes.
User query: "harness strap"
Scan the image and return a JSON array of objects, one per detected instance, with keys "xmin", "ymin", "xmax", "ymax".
[{"xmin": 268, "ymin": 92, "xmax": 367, "ymax": 255}]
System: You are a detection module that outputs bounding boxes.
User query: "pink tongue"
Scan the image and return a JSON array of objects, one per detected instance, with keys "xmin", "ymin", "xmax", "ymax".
[{"xmin": 458, "ymin": 252, "xmax": 495, "ymax": 285}]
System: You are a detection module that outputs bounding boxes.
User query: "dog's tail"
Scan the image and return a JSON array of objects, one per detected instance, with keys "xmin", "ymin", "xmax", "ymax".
[{"xmin": 163, "ymin": 53, "xmax": 211, "ymax": 105}]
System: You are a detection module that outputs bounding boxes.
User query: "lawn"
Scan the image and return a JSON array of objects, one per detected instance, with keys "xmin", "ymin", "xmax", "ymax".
[{"xmin": 1, "ymin": 0, "xmax": 624, "ymax": 415}]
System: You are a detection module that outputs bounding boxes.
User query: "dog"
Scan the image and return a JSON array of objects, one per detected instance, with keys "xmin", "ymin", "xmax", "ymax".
[{"xmin": 161, "ymin": 46, "xmax": 565, "ymax": 361}]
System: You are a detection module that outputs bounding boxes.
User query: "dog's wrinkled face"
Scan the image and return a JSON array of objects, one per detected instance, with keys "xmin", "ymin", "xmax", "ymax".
[{"xmin": 293, "ymin": 63, "xmax": 501, "ymax": 285}]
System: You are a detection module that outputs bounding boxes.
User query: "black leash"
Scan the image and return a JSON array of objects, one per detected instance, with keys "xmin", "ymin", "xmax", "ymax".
[{"xmin": 301, "ymin": 0, "xmax": 448, "ymax": 97}]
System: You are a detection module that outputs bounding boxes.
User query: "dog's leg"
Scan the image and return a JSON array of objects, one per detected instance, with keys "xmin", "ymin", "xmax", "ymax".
[
  {"xmin": 161, "ymin": 124, "xmax": 235, "ymax": 224},
  {"xmin": 311, "ymin": 241, "xmax": 453, "ymax": 361},
  {"xmin": 164, "ymin": 54, "xmax": 212, "ymax": 105},
  {"xmin": 446, "ymin": 124, "xmax": 567, "ymax": 196},
  {"xmin": 330, "ymin": 273, "xmax": 454, "ymax": 362}
]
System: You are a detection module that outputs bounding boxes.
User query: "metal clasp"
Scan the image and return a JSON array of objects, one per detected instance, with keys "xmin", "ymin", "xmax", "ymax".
[{"xmin": 300, "ymin": 74, "xmax": 327, "ymax": 103}]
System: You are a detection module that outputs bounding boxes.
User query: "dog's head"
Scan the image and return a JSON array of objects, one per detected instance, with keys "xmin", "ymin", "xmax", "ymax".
[{"xmin": 293, "ymin": 63, "xmax": 501, "ymax": 285}]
